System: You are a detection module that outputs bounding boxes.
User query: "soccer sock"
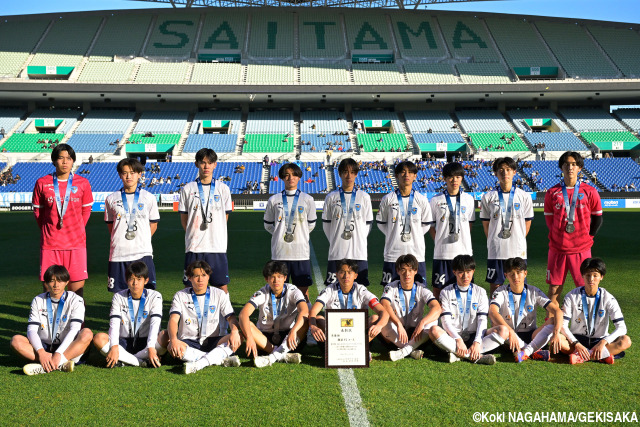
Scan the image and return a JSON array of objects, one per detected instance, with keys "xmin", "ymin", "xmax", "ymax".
[
  {"xmin": 399, "ymin": 331, "xmax": 430, "ymax": 357},
  {"xmin": 99, "ymin": 344, "xmax": 110, "ymax": 356},
  {"xmin": 203, "ymin": 343, "xmax": 233, "ymax": 367},
  {"xmin": 57, "ymin": 354, "xmax": 68, "ymax": 368},
  {"xmin": 525, "ymin": 324, "xmax": 554, "ymax": 355},
  {"xmin": 117, "ymin": 347, "xmax": 141, "ymax": 366},
  {"xmin": 434, "ymin": 334, "xmax": 458, "ymax": 355},
  {"xmin": 272, "ymin": 338, "xmax": 296, "ymax": 363},
  {"xmin": 133, "ymin": 341, "xmax": 167, "ymax": 360},
  {"xmin": 480, "ymin": 332, "xmax": 505, "ymax": 353},
  {"xmin": 182, "ymin": 346, "xmax": 206, "ymax": 362}
]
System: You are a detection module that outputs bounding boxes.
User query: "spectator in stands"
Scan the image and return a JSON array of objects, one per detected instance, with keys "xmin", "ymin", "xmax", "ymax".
[
  {"xmin": 0, "ymin": 127, "xmax": 4, "ymax": 137},
  {"xmin": 263, "ymin": 155, "xmax": 269, "ymax": 167},
  {"xmin": 541, "ymin": 152, "xmax": 546, "ymax": 161}
]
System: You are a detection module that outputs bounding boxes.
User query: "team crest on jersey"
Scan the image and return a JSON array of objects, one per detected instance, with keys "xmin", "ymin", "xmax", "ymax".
[
  {"xmin": 461, "ymin": 207, "xmax": 467, "ymax": 213},
  {"xmin": 185, "ymin": 318, "xmax": 192, "ymax": 325},
  {"xmin": 71, "ymin": 186, "xmax": 78, "ymax": 194},
  {"xmin": 472, "ymin": 303, "xmax": 478, "ymax": 310},
  {"xmin": 138, "ymin": 203, "xmax": 144, "ymax": 210},
  {"xmin": 298, "ymin": 206, "xmax": 304, "ymax": 213},
  {"xmin": 62, "ymin": 315, "xmax": 67, "ymax": 322},
  {"xmin": 40, "ymin": 323, "xmax": 45, "ymax": 330},
  {"xmin": 384, "ymin": 286, "xmax": 391, "ymax": 294},
  {"xmin": 505, "ymin": 315, "xmax": 512, "ymax": 321},
  {"xmin": 253, "ymin": 291, "xmax": 262, "ymax": 298},
  {"xmin": 214, "ymin": 195, "xmax": 220, "ymax": 202},
  {"xmin": 209, "ymin": 305, "xmax": 216, "ymax": 314},
  {"xmin": 598, "ymin": 309, "xmax": 605, "ymax": 317},
  {"xmin": 514, "ymin": 203, "xmax": 520, "ymax": 210},
  {"xmin": 411, "ymin": 207, "xmax": 418, "ymax": 215},
  {"xmin": 526, "ymin": 305, "xmax": 534, "ymax": 312},
  {"xmin": 578, "ymin": 193, "xmax": 585, "ymax": 200},
  {"xmin": 143, "ymin": 311, "xmax": 148, "ymax": 318},
  {"xmin": 355, "ymin": 204, "xmax": 361, "ymax": 211}
]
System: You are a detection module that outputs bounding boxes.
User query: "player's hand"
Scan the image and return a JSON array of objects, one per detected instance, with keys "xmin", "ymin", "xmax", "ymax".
[
  {"xmin": 397, "ymin": 324, "xmax": 408, "ymax": 345},
  {"xmin": 508, "ymin": 329, "xmax": 520, "ymax": 353},
  {"xmin": 590, "ymin": 340, "xmax": 607, "ymax": 361},
  {"xmin": 368, "ymin": 323, "xmax": 383, "ymax": 339},
  {"xmin": 106, "ymin": 346, "xmax": 119, "ymax": 368},
  {"xmin": 147, "ymin": 347, "xmax": 161, "ymax": 368},
  {"xmin": 455, "ymin": 338, "xmax": 468, "ymax": 359},
  {"xmin": 574, "ymin": 343, "xmax": 590, "ymax": 361},
  {"xmin": 168, "ymin": 339, "xmax": 187, "ymax": 359},
  {"xmin": 310, "ymin": 324, "xmax": 325, "ymax": 343},
  {"xmin": 245, "ymin": 337, "xmax": 258, "ymax": 358},
  {"xmin": 410, "ymin": 327, "xmax": 424, "ymax": 342},
  {"xmin": 229, "ymin": 329, "xmax": 242, "ymax": 352},
  {"xmin": 468, "ymin": 342, "xmax": 481, "ymax": 361},
  {"xmin": 548, "ymin": 332, "xmax": 562, "ymax": 354},
  {"xmin": 37, "ymin": 349, "xmax": 55, "ymax": 373},
  {"xmin": 287, "ymin": 331, "xmax": 299, "ymax": 351},
  {"xmin": 50, "ymin": 352, "xmax": 62, "ymax": 371}
]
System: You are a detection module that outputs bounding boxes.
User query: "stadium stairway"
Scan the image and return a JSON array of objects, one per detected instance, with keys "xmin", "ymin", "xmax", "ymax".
[
  {"xmin": 294, "ymin": 114, "xmax": 301, "ymax": 156},
  {"xmin": 388, "ymin": 165, "xmax": 397, "ymax": 188},
  {"xmin": 18, "ymin": 20, "xmax": 55, "ymax": 77},
  {"xmin": 115, "ymin": 112, "xmax": 142, "ymax": 155},
  {"xmin": 530, "ymin": 20, "xmax": 566, "ymax": 77},
  {"xmin": 175, "ymin": 113, "xmax": 195, "ymax": 155},
  {"xmin": 583, "ymin": 26, "xmax": 624, "ymax": 78},
  {"xmin": 581, "ymin": 169, "xmax": 607, "ymax": 191},
  {"xmin": 517, "ymin": 163, "xmax": 538, "ymax": 191},
  {"xmin": 396, "ymin": 112, "xmax": 419, "ymax": 156},
  {"xmin": 325, "ymin": 162, "xmax": 336, "ymax": 191},
  {"xmin": 260, "ymin": 164, "xmax": 270, "ymax": 194},
  {"xmin": 481, "ymin": 19, "xmax": 514, "ymax": 81},
  {"xmin": 61, "ymin": 118, "xmax": 84, "ymax": 144}
]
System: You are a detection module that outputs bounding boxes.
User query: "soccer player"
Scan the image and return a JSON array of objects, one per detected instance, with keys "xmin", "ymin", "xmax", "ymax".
[
  {"xmin": 32, "ymin": 144, "xmax": 93, "ymax": 297},
  {"xmin": 309, "ymin": 259, "xmax": 389, "ymax": 344},
  {"xmin": 179, "ymin": 148, "xmax": 232, "ymax": 293},
  {"xmin": 263, "ymin": 163, "xmax": 317, "ymax": 301},
  {"xmin": 376, "ymin": 161, "xmax": 433, "ymax": 287},
  {"xmin": 559, "ymin": 258, "xmax": 631, "ymax": 364},
  {"xmin": 488, "ymin": 257, "xmax": 563, "ymax": 362},
  {"xmin": 429, "ymin": 162, "xmax": 475, "ymax": 300},
  {"xmin": 10, "ymin": 265, "xmax": 93, "ymax": 375},
  {"xmin": 158, "ymin": 260, "xmax": 242, "ymax": 374},
  {"xmin": 105, "ymin": 158, "xmax": 160, "ymax": 292},
  {"xmin": 380, "ymin": 254, "xmax": 441, "ymax": 361},
  {"xmin": 480, "ymin": 157, "xmax": 533, "ymax": 294},
  {"xmin": 239, "ymin": 261, "xmax": 309, "ymax": 368},
  {"xmin": 322, "ymin": 158, "xmax": 373, "ymax": 286},
  {"xmin": 428, "ymin": 255, "xmax": 496, "ymax": 365},
  {"xmin": 93, "ymin": 262, "xmax": 166, "ymax": 367},
  {"xmin": 544, "ymin": 151, "xmax": 603, "ymax": 305}
]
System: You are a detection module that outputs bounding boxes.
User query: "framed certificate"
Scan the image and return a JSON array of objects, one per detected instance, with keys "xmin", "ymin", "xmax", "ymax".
[{"xmin": 324, "ymin": 309, "xmax": 369, "ymax": 368}]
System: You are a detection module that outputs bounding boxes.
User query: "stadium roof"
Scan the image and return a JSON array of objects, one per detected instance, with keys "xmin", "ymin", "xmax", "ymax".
[{"xmin": 132, "ymin": 0, "xmax": 498, "ymax": 9}]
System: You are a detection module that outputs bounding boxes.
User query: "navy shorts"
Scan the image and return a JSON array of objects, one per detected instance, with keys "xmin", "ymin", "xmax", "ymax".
[
  {"xmin": 431, "ymin": 259, "xmax": 455, "ymax": 289},
  {"xmin": 118, "ymin": 337, "xmax": 147, "ymax": 354},
  {"xmin": 183, "ymin": 336, "xmax": 223, "ymax": 353},
  {"xmin": 260, "ymin": 329, "xmax": 306, "ymax": 354},
  {"xmin": 41, "ymin": 342, "xmax": 61, "ymax": 353},
  {"xmin": 516, "ymin": 330, "xmax": 535, "ymax": 345},
  {"xmin": 572, "ymin": 334, "xmax": 625, "ymax": 359},
  {"xmin": 108, "ymin": 256, "xmax": 157, "ymax": 292},
  {"xmin": 280, "ymin": 260, "xmax": 312, "ymax": 289},
  {"xmin": 325, "ymin": 260, "xmax": 369, "ymax": 286},
  {"xmin": 462, "ymin": 332, "xmax": 478, "ymax": 348},
  {"xmin": 183, "ymin": 252, "xmax": 230, "ymax": 287},
  {"xmin": 486, "ymin": 259, "xmax": 527, "ymax": 285},
  {"xmin": 380, "ymin": 261, "xmax": 427, "ymax": 287}
]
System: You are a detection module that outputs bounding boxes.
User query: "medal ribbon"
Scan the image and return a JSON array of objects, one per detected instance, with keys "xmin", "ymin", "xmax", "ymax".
[
  {"xmin": 497, "ymin": 185, "xmax": 516, "ymax": 234},
  {"xmin": 454, "ymin": 285, "xmax": 473, "ymax": 331},
  {"xmin": 191, "ymin": 288, "xmax": 211, "ymax": 339},
  {"xmin": 561, "ymin": 181, "xmax": 580, "ymax": 227},
  {"xmin": 398, "ymin": 283, "xmax": 417, "ymax": 319},
  {"xmin": 281, "ymin": 190, "xmax": 300, "ymax": 236},
  {"xmin": 196, "ymin": 178, "xmax": 216, "ymax": 224},
  {"xmin": 339, "ymin": 188, "xmax": 357, "ymax": 235},
  {"xmin": 508, "ymin": 286, "xmax": 528, "ymax": 330},
  {"xmin": 127, "ymin": 289, "xmax": 147, "ymax": 338},
  {"xmin": 395, "ymin": 189, "xmax": 415, "ymax": 237},
  {"xmin": 46, "ymin": 291, "xmax": 66, "ymax": 344},
  {"xmin": 270, "ymin": 285, "xmax": 287, "ymax": 320},
  {"xmin": 121, "ymin": 188, "xmax": 141, "ymax": 234},
  {"xmin": 337, "ymin": 286, "xmax": 355, "ymax": 309},
  {"xmin": 53, "ymin": 173, "xmax": 73, "ymax": 225},
  {"xmin": 581, "ymin": 288, "xmax": 601, "ymax": 337},
  {"xmin": 444, "ymin": 190, "xmax": 461, "ymax": 235}
]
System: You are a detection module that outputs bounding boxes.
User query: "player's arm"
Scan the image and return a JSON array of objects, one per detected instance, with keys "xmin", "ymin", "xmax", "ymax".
[
  {"xmin": 149, "ymin": 221, "xmax": 158, "ymax": 236},
  {"xmin": 309, "ymin": 301, "xmax": 326, "ymax": 342},
  {"xmin": 543, "ymin": 299, "xmax": 563, "ymax": 353},
  {"xmin": 180, "ymin": 213, "xmax": 188, "ymax": 231},
  {"xmin": 482, "ymin": 220, "xmax": 489, "ymax": 238},
  {"xmin": 27, "ymin": 323, "xmax": 55, "ymax": 372},
  {"xmin": 593, "ymin": 300, "xmax": 627, "ymax": 360},
  {"xmin": 381, "ymin": 298, "xmax": 406, "ymax": 343},
  {"xmin": 225, "ymin": 314, "xmax": 242, "ymax": 351},
  {"xmin": 32, "ymin": 183, "xmax": 42, "ymax": 225},
  {"xmin": 81, "ymin": 182, "xmax": 93, "ymax": 225},
  {"xmin": 543, "ymin": 191, "xmax": 554, "ymax": 230},
  {"xmin": 589, "ymin": 191, "xmax": 603, "ymax": 237},
  {"xmin": 288, "ymin": 300, "xmax": 309, "ymax": 350},
  {"xmin": 53, "ymin": 321, "xmax": 82, "ymax": 367},
  {"xmin": 428, "ymin": 228, "xmax": 436, "ymax": 240},
  {"xmin": 167, "ymin": 313, "xmax": 186, "ymax": 359},
  {"xmin": 413, "ymin": 299, "xmax": 442, "ymax": 340},
  {"xmin": 489, "ymin": 302, "xmax": 520, "ymax": 352},
  {"xmin": 589, "ymin": 215, "xmax": 603, "ymax": 237},
  {"xmin": 238, "ymin": 302, "xmax": 259, "ymax": 357},
  {"xmin": 525, "ymin": 219, "xmax": 532, "ymax": 236},
  {"xmin": 263, "ymin": 199, "xmax": 276, "ymax": 234},
  {"xmin": 440, "ymin": 312, "xmax": 468, "ymax": 357},
  {"xmin": 368, "ymin": 300, "xmax": 389, "ymax": 339},
  {"xmin": 468, "ymin": 314, "xmax": 487, "ymax": 361}
]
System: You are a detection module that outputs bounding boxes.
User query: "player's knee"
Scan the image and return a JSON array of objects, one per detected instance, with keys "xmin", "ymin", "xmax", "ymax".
[
  {"xmin": 78, "ymin": 328, "xmax": 94, "ymax": 343},
  {"xmin": 620, "ymin": 335, "xmax": 632, "ymax": 350},
  {"xmin": 429, "ymin": 326, "xmax": 443, "ymax": 340},
  {"xmin": 92, "ymin": 332, "xmax": 108, "ymax": 348},
  {"xmin": 369, "ymin": 314, "xmax": 379, "ymax": 324},
  {"xmin": 495, "ymin": 325, "xmax": 509, "ymax": 339},
  {"xmin": 9, "ymin": 335, "xmax": 24, "ymax": 352}
]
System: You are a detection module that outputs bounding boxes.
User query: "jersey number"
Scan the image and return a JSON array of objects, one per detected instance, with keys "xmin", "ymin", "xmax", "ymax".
[
  {"xmin": 108, "ymin": 277, "xmax": 115, "ymax": 289},
  {"xmin": 433, "ymin": 273, "xmax": 445, "ymax": 286},
  {"xmin": 382, "ymin": 272, "xmax": 393, "ymax": 284},
  {"xmin": 448, "ymin": 223, "xmax": 456, "ymax": 234},
  {"xmin": 487, "ymin": 268, "xmax": 496, "ymax": 280},
  {"xmin": 325, "ymin": 272, "xmax": 336, "ymax": 284}
]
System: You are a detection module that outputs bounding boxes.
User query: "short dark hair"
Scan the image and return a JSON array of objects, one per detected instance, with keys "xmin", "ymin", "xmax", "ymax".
[
  {"xmin": 43, "ymin": 265, "xmax": 70, "ymax": 283},
  {"xmin": 186, "ymin": 260, "xmax": 213, "ymax": 278},
  {"xmin": 263, "ymin": 260, "xmax": 289, "ymax": 278},
  {"xmin": 195, "ymin": 148, "xmax": 218, "ymax": 164},
  {"xmin": 125, "ymin": 261, "xmax": 149, "ymax": 281},
  {"xmin": 51, "ymin": 144, "xmax": 76, "ymax": 163},
  {"xmin": 394, "ymin": 161, "xmax": 418, "ymax": 176},
  {"xmin": 442, "ymin": 162, "xmax": 465, "ymax": 178},
  {"xmin": 492, "ymin": 157, "xmax": 517, "ymax": 174},
  {"xmin": 452, "ymin": 254, "xmax": 475, "ymax": 272},
  {"xmin": 336, "ymin": 259, "xmax": 359, "ymax": 274},
  {"xmin": 278, "ymin": 163, "xmax": 302, "ymax": 180},
  {"xmin": 580, "ymin": 257, "xmax": 606, "ymax": 277},
  {"xmin": 117, "ymin": 158, "xmax": 144, "ymax": 175},
  {"xmin": 338, "ymin": 158, "xmax": 359, "ymax": 175},
  {"xmin": 558, "ymin": 151, "xmax": 584, "ymax": 169},
  {"xmin": 395, "ymin": 254, "xmax": 419, "ymax": 272},
  {"xmin": 504, "ymin": 257, "xmax": 528, "ymax": 273}
]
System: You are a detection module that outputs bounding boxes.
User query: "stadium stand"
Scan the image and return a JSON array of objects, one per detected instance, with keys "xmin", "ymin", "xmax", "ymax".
[
  {"xmin": 183, "ymin": 134, "xmax": 237, "ymax": 153},
  {"xmin": 559, "ymin": 108, "xmax": 626, "ymax": 132},
  {"xmin": 144, "ymin": 12, "xmax": 200, "ymax": 57},
  {"xmin": 18, "ymin": 109, "xmax": 81, "ymax": 134},
  {"xmin": 212, "ymin": 162, "xmax": 262, "ymax": 194},
  {"xmin": 613, "ymin": 108, "xmax": 640, "ymax": 132},
  {"xmin": 128, "ymin": 134, "xmax": 181, "ymax": 145},
  {"xmin": 0, "ymin": 109, "xmax": 25, "ymax": 135},
  {"xmin": 269, "ymin": 162, "xmax": 327, "ymax": 193},
  {"xmin": 415, "ymin": 163, "xmax": 446, "ymax": 192},
  {"xmin": 298, "ymin": 12, "xmax": 347, "ymax": 59},
  {"xmin": 245, "ymin": 64, "xmax": 296, "ymax": 84},
  {"xmin": 468, "ymin": 133, "xmax": 528, "ymax": 152},
  {"xmin": 455, "ymin": 109, "xmax": 514, "ymax": 133},
  {"xmin": 191, "ymin": 111, "xmax": 242, "ymax": 134},
  {"xmin": 580, "ymin": 131, "xmax": 640, "ymax": 151},
  {"xmin": 524, "ymin": 132, "xmax": 587, "ymax": 151},
  {"xmin": 345, "ymin": 13, "xmax": 393, "ymax": 53},
  {"xmin": 334, "ymin": 161, "xmax": 394, "ymax": 193},
  {"xmin": 300, "ymin": 134, "xmax": 350, "ymax": 152},
  {"xmin": 248, "ymin": 12, "xmax": 294, "ymax": 59},
  {"xmin": 190, "ymin": 63, "xmax": 243, "ymax": 84},
  {"xmin": 438, "ymin": 16, "xmax": 502, "ymax": 62},
  {"xmin": 517, "ymin": 160, "xmax": 564, "ymax": 191},
  {"xmin": 456, "ymin": 63, "xmax": 512, "ymax": 84},
  {"xmin": 507, "ymin": 108, "xmax": 572, "ymax": 133},
  {"xmin": 133, "ymin": 111, "xmax": 189, "ymax": 134},
  {"xmin": 352, "ymin": 111, "xmax": 404, "ymax": 134},
  {"xmin": 357, "ymin": 134, "xmax": 409, "ymax": 152},
  {"xmin": 404, "ymin": 64, "xmax": 459, "ymax": 85},
  {"xmin": 391, "ymin": 13, "xmax": 448, "ymax": 59},
  {"xmin": 134, "ymin": 63, "xmax": 190, "ymax": 84},
  {"xmin": 461, "ymin": 160, "xmax": 533, "ymax": 192},
  {"xmin": 2, "ymin": 134, "xmax": 65, "ymax": 153},
  {"xmin": 413, "ymin": 133, "xmax": 466, "ymax": 152},
  {"xmin": 89, "ymin": 13, "xmax": 152, "ymax": 61},
  {"xmin": 30, "ymin": 16, "xmax": 102, "ymax": 68},
  {"xmin": 299, "ymin": 64, "xmax": 352, "ymax": 85},
  {"xmin": 404, "ymin": 110, "xmax": 458, "ymax": 133},
  {"xmin": 66, "ymin": 134, "xmax": 122, "ymax": 153},
  {"xmin": 77, "ymin": 62, "xmax": 135, "ymax": 83},
  {"xmin": 243, "ymin": 134, "xmax": 294, "ymax": 153},
  {"xmin": 245, "ymin": 111, "xmax": 295, "ymax": 134},
  {"xmin": 352, "ymin": 64, "xmax": 404, "ymax": 84},
  {"xmin": 197, "ymin": 11, "xmax": 247, "ymax": 54},
  {"xmin": 587, "ymin": 25, "xmax": 640, "ymax": 78},
  {"xmin": 74, "ymin": 110, "xmax": 135, "ymax": 134},
  {"xmin": 300, "ymin": 111, "xmax": 349, "ymax": 134},
  {"xmin": 584, "ymin": 158, "xmax": 640, "ymax": 192},
  {"xmin": 0, "ymin": 18, "xmax": 50, "ymax": 77},
  {"xmin": 0, "ymin": 162, "xmax": 56, "ymax": 192}
]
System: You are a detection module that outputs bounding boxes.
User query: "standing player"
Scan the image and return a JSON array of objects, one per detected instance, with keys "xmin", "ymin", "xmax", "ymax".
[
  {"xmin": 239, "ymin": 261, "xmax": 309, "ymax": 368},
  {"xmin": 105, "ymin": 158, "xmax": 160, "ymax": 292},
  {"xmin": 544, "ymin": 151, "xmax": 603, "ymax": 305},
  {"xmin": 93, "ymin": 262, "xmax": 166, "ymax": 367},
  {"xmin": 322, "ymin": 158, "xmax": 373, "ymax": 286},
  {"xmin": 480, "ymin": 157, "xmax": 533, "ymax": 294},
  {"xmin": 559, "ymin": 258, "xmax": 631, "ymax": 364},
  {"xmin": 10, "ymin": 265, "xmax": 94, "ymax": 375},
  {"xmin": 179, "ymin": 148, "xmax": 232, "ymax": 293},
  {"xmin": 32, "ymin": 144, "xmax": 93, "ymax": 297},
  {"xmin": 429, "ymin": 162, "xmax": 475, "ymax": 300},
  {"xmin": 489, "ymin": 257, "xmax": 563, "ymax": 362},
  {"xmin": 158, "ymin": 260, "xmax": 242, "ymax": 374},
  {"xmin": 376, "ymin": 161, "xmax": 433, "ymax": 287},
  {"xmin": 380, "ymin": 254, "xmax": 441, "ymax": 362},
  {"xmin": 428, "ymin": 255, "xmax": 496, "ymax": 365},
  {"xmin": 263, "ymin": 163, "xmax": 317, "ymax": 301}
]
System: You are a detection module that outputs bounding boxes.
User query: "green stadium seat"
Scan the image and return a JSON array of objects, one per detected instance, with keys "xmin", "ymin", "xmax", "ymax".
[
  {"xmin": 1, "ymin": 134, "xmax": 65, "ymax": 153},
  {"xmin": 357, "ymin": 133, "xmax": 409, "ymax": 152},
  {"xmin": 243, "ymin": 134, "xmax": 294, "ymax": 153},
  {"xmin": 468, "ymin": 133, "xmax": 528, "ymax": 152}
]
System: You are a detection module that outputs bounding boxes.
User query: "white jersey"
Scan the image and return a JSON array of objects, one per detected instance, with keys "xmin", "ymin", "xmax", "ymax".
[
  {"xmin": 27, "ymin": 291, "xmax": 85, "ymax": 346},
  {"xmin": 316, "ymin": 282, "xmax": 380, "ymax": 310},
  {"xmin": 430, "ymin": 191, "xmax": 475, "ymax": 260},
  {"xmin": 322, "ymin": 189, "xmax": 373, "ymax": 261},
  {"xmin": 381, "ymin": 280, "xmax": 437, "ymax": 328},
  {"xmin": 562, "ymin": 287, "xmax": 626, "ymax": 343},
  {"xmin": 248, "ymin": 283, "xmax": 306, "ymax": 332},
  {"xmin": 491, "ymin": 284, "xmax": 550, "ymax": 333},
  {"xmin": 169, "ymin": 286, "xmax": 235, "ymax": 343},
  {"xmin": 480, "ymin": 187, "xmax": 533, "ymax": 260},
  {"xmin": 440, "ymin": 283, "xmax": 488, "ymax": 335},
  {"xmin": 109, "ymin": 289, "xmax": 163, "ymax": 339},
  {"xmin": 376, "ymin": 191, "xmax": 434, "ymax": 262},
  {"xmin": 105, "ymin": 189, "xmax": 160, "ymax": 262},
  {"xmin": 179, "ymin": 180, "xmax": 232, "ymax": 254},
  {"xmin": 263, "ymin": 190, "xmax": 317, "ymax": 261}
]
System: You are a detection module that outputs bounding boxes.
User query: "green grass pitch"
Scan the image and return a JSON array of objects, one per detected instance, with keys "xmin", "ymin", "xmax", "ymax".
[{"xmin": 0, "ymin": 210, "xmax": 638, "ymax": 426}]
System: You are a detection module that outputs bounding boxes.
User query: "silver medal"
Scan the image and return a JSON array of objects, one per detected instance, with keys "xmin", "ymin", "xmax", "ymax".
[
  {"xmin": 401, "ymin": 233, "xmax": 411, "ymax": 242},
  {"xmin": 341, "ymin": 230, "xmax": 352, "ymax": 240},
  {"xmin": 500, "ymin": 229, "xmax": 511, "ymax": 239},
  {"xmin": 200, "ymin": 222, "xmax": 208, "ymax": 231},
  {"xmin": 565, "ymin": 223, "xmax": 575, "ymax": 233},
  {"xmin": 283, "ymin": 233, "xmax": 294, "ymax": 243},
  {"xmin": 451, "ymin": 233, "xmax": 459, "ymax": 242},
  {"xmin": 125, "ymin": 231, "xmax": 136, "ymax": 240},
  {"xmin": 58, "ymin": 218, "xmax": 63, "ymax": 228}
]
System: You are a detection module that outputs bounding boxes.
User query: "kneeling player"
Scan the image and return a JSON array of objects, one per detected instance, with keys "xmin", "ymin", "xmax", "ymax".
[
  {"xmin": 309, "ymin": 259, "xmax": 389, "ymax": 345},
  {"xmin": 428, "ymin": 255, "xmax": 496, "ymax": 365},
  {"xmin": 158, "ymin": 261, "xmax": 242, "ymax": 374},
  {"xmin": 488, "ymin": 257, "xmax": 563, "ymax": 362},
  {"xmin": 380, "ymin": 254, "xmax": 441, "ymax": 361},
  {"xmin": 10, "ymin": 265, "xmax": 93, "ymax": 375},
  {"xmin": 239, "ymin": 261, "xmax": 309, "ymax": 368},
  {"xmin": 559, "ymin": 258, "xmax": 632, "ymax": 364},
  {"xmin": 93, "ymin": 262, "xmax": 166, "ymax": 367}
]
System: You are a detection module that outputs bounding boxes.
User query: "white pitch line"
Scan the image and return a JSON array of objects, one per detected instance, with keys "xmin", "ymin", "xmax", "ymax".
[{"xmin": 310, "ymin": 242, "xmax": 370, "ymax": 427}]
